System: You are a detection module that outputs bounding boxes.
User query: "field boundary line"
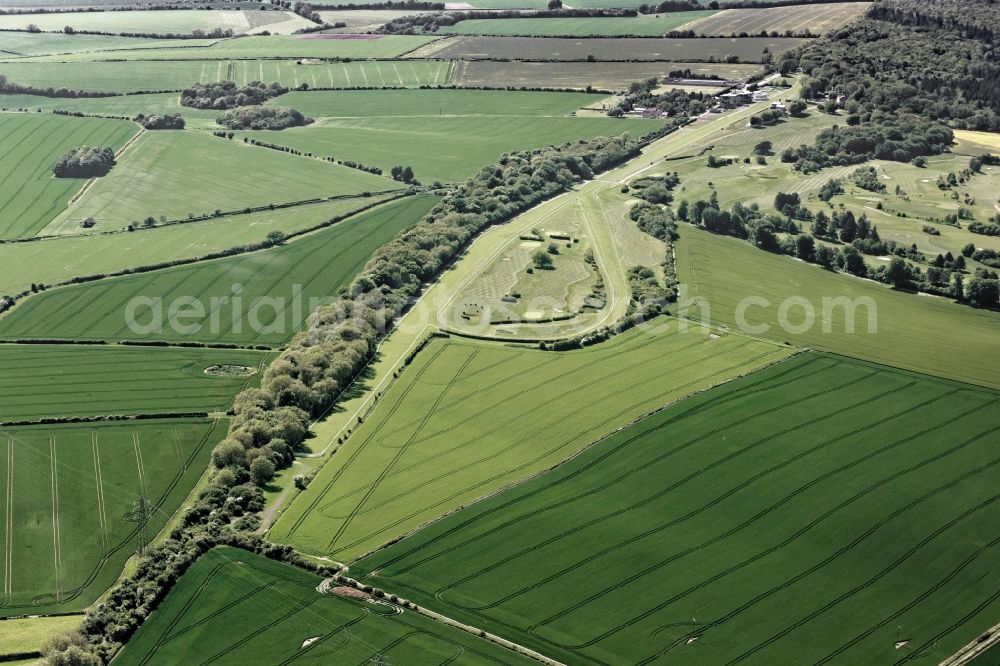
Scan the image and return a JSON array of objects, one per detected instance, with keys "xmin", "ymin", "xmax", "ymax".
[
  {"xmin": 937, "ymin": 619, "xmax": 1000, "ymax": 666},
  {"xmin": 49, "ymin": 437, "xmax": 62, "ymax": 604}
]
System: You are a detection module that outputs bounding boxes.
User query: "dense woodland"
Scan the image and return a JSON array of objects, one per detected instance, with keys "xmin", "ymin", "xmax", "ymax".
[
  {"xmin": 51, "ymin": 146, "xmax": 115, "ymax": 178},
  {"xmin": 216, "ymin": 106, "xmax": 311, "ymax": 130},
  {"xmin": 782, "ymin": 0, "xmax": 1000, "ymax": 130},
  {"xmin": 180, "ymin": 81, "xmax": 288, "ymax": 110}
]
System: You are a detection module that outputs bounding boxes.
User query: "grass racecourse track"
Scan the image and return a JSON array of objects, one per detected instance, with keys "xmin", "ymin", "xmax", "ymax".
[
  {"xmin": 43, "ymin": 130, "xmax": 394, "ymax": 233},
  {"xmin": 0, "ymin": 418, "xmax": 225, "ymax": 613},
  {"xmin": 269, "ymin": 324, "xmax": 791, "ymax": 562},
  {"xmin": 0, "ymin": 196, "xmax": 439, "ymax": 345},
  {"xmin": 439, "ymin": 12, "xmax": 718, "ymax": 36},
  {"xmin": 682, "ymin": 2, "xmax": 871, "ymax": 36},
  {"xmin": 0, "ymin": 59, "xmax": 451, "ymax": 93},
  {"xmin": 0, "ymin": 113, "xmax": 137, "ymax": 239},
  {"xmin": 236, "ymin": 115, "xmax": 664, "ymax": 183},
  {"xmin": 0, "ymin": 344, "xmax": 268, "ymax": 422},
  {"xmin": 675, "ymin": 225, "xmax": 1000, "ymax": 390},
  {"xmin": 114, "ymin": 546, "xmax": 536, "ymax": 666},
  {"xmin": 354, "ymin": 353, "xmax": 1000, "ymax": 666},
  {"xmin": 0, "ymin": 195, "xmax": 395, "ymax": 297},
  {"xmin": 409, "ymin": 35, "xmax": 805, "ymax": 62}
]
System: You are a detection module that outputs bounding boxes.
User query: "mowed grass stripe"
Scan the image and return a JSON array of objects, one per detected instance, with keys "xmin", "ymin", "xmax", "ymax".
[
  {"xmin": 0, "ymin": 114, "xmax": 137, "ymax": 238},
  {"xmin": 0, "ymin": 418, "xmax": 225, "ymax": 612},
  {"xmin": 270, "ymin": 322, "xmax": 791, "ymax": 561},
  {"xmin": 354, "ymin": 354, "xmax": 1000, "ymax": 666},
  {"xmin": 113, "ymin": 546, "xmax": 538, "ymax": 665},
  {"xmin": 0, "ymin": 196, "xmax": 438, "ymax": 345},
  {"xmin": 0, "ymin": 345, "xmax": 269, "ymax": 422}
]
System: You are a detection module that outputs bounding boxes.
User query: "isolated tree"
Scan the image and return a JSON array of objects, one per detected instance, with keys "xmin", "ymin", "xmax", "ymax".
[
  {"xmin": 753, "ymin": 140, "xmax": 772, "ymax": 155},
  {"xmin": 547, "ymin": 0, "xmax": 562, "ymax": 7},
  {"xmin": 815, "ymin": 244, "xmax": 836, "ymax": 269},
  {"xmin": 967, "ymin": 278, "xmax": 1000, "ymax": 308},
  {"xmin": 63, "ymin": 25, "xmax": 75, "ymax": 34},
  {"xmin": 789, "ymin": 100, "xmax": 807, "ymax": 116},
  {"xmin": 266, "ymin": 230, "xmax": 287, "ymax": 245},
  {"xmin": 532, "ymin": 250, "xmax": 553, "ymax": 269}
]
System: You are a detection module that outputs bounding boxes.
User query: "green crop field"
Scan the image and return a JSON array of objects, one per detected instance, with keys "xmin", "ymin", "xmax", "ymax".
[
  {"xmin": 270, "ymin": 323, "xmax": 791, "ymax": 561},
  {"xmin": 0, "ymin": 195, "xmax": 394, "ymax": 297},
  {"xmin": 0, "ymin": 113, "xmax": 137, "ymax": 239},
  {"xmin": 0, "ymin": 92, "xmax": 221, "ymax": 127},
  {"xmin": 235, "ymin": 115, "xmax": 664, "ymax": 183},
  {"xmin": 683, "ymin": 2, "xmax": 871, "ymax": 36},
  {"xmin": 9, "ymin": 34, "xmax": 442, "ymax": 61},
  {"xmin": 0, "ymin": 58, "xmax": 451, "ymax": 93},
  {"xmin": 0, "ymin": 418, "xmax": 225, "ymax": 613},
  {"xmin": 676, "ymin": 225, "xmax": 1000, "ymax": 389},
  {"xmin": 0, "ymin": 196, "xmax": 438, "ymax": 345},
  {"xmin": 451, "ymin": 60, "xmax": 763, "ymax": 90},
  {"xmin": 43, "ymin": 130, "xmax": 395, "ymax": 234},
  {"xmin": 410, "ymin": 34, "xmax": 805, "ymax": 62},
  {"xmin": 355, "ymin": 353, "xmax": 1000, "ymax": 666},
  {"xmin": 439, "ymin": 11, "xmax": 717, "ymax": 36},
  {"xmin": 0, "ymin": 344, "xmax": 269, "ymax": 422},
  {"xmin": 268, "ymin": 88, "xmax": 604, "ymax": 118},
  {"xmin": 0, "ymin": 9, "xmax": 303, "ymax": 35},
  {"xmin": 0, "ymin": 32, "xmax": 217, "ymax": 56},
  {"xmin": 114, "ymin": 546, "xmax": 536, "ymax": 665}
]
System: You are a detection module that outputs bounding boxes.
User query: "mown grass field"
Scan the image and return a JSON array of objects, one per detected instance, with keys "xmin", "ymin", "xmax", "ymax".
[
  {"xmin": 269, "ymin": 88, "xmax": 604, "ymax": 118},
  {"xmin": 0, "ymin": 9, "xmax": 305, "ymax": 35},
  {"xmin": 0, "ymin": 58, "xmax": 451, "ymax": 93},
  {"xmin": 355, "ymin": 353, "xmax": 1000, "ymax": 666},
  {"xmin": 683, "ymin": 2, "xmax": 871, "ymax": 36},
  {"xmin": 0, "ymin": 418, "xmax": 225, "ymax": 612},
  {"xmin": 269, "ymin": 324, "xmax": 791, "ymax": 561},
  {"xmin": 451, "ymin": 60, "xmax": 762, "ymax": 90},
  {"xmin": 114, "ymin": 546, "xmax": 536, "ymax": 665},
  {"xmin": 0, "ymin": 196, "xmax": 438, "ymax": 345},
  {"xmin": 9, "ymin": 33, "xmax": 441, "ymax": 61},
  {"xmin": 0, "ymin": 344, "xmax": 268, "ymax": 422},
  {"xmin": 235, "ymin": 115, "xmax": 663, "ymax": 183},
  {"xmin": 0, "ymin": 615, "xmax": 82, "ymax": 658},
  {"xmin": 0, "ymin": 195, "xmax": 394, "ymax": 296},
  {"xmin": 676, "ymin": 225, "xmax": 1000, "ymax": 389},
  {"xmin": 439, "ymin": 11, "xmax": 718, "ymax": 36},
  {"xmin": 44, "ymin": 130, "xmax": 394, "ymax": 234},
  {"xmin": 409, "ymin": 34, "xmax": 804, "ymax": 62},
  {"xmin": 0, "ymin": 113, "xmax": 137, "ymax": 239}
]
